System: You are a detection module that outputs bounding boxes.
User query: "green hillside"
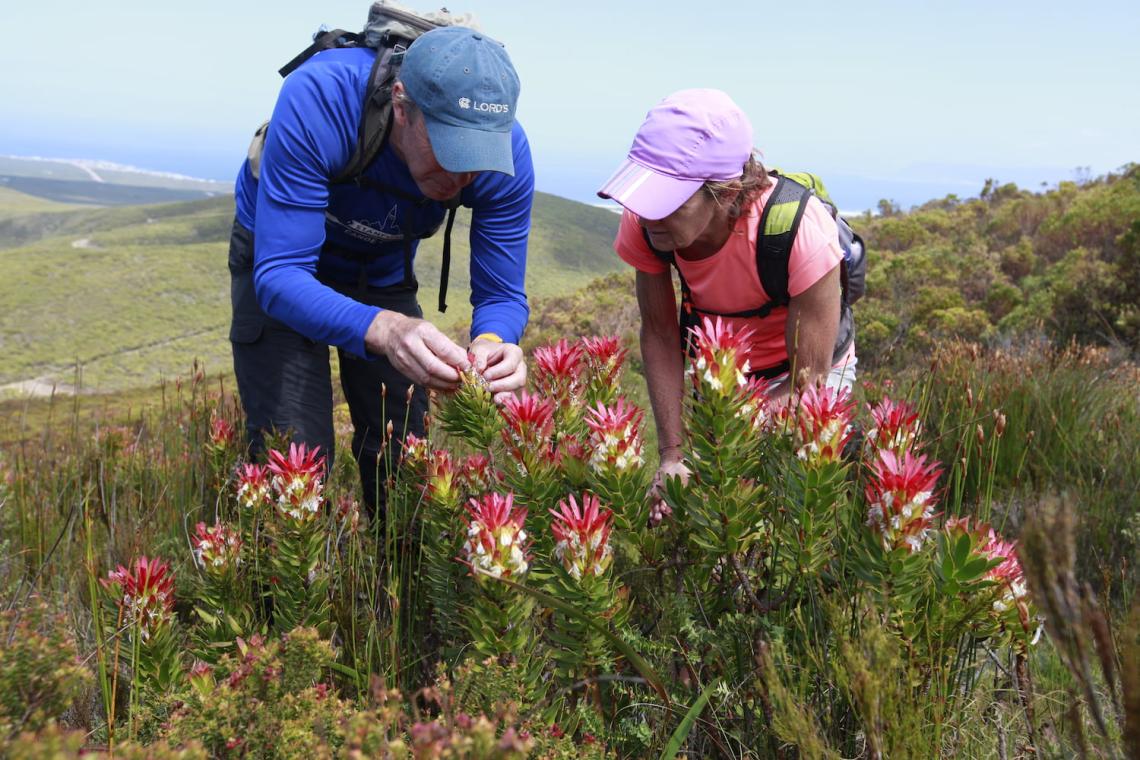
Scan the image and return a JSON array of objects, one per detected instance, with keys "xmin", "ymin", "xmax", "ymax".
[{"xmin": 0, "ymin": 190, "xmax": 621, "ymax": 396}]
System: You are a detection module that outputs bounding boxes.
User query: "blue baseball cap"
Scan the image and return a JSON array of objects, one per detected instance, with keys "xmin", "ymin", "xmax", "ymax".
[{"xmin": 400, "ymin": 26, "xmax": 520, "ymax": 176}]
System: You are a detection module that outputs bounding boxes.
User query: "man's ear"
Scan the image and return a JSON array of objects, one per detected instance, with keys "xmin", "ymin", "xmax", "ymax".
[{"xmin": 391, "ymin": 81, "xmax": 408, "ymax": 126}]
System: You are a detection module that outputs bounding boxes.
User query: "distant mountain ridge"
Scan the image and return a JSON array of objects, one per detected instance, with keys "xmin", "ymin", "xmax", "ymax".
[{"xmin": 0, "ymin": 155, "xmax": 231, "ymax": 206}]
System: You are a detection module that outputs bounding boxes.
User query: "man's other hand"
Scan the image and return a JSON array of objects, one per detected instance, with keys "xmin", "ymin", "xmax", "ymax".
[
  {"xmin": 365, "ymin": 311, "xmax": 468, "ymax": 390},
  {"xmin": 468, "ymin": 337, "xmax": 526, "ymax": 404}
]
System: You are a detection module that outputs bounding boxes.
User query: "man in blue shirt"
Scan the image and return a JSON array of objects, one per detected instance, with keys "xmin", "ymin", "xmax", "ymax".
[{"xmin": 229, "ymin": 26, "xmax": 534, "ymax": 507}]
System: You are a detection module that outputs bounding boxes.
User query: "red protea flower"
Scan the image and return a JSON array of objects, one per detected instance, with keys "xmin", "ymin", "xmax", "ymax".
[
  {"xmin": 208, "ymin": 415, "xmax": 236, "ymax": 449},
  {"xmin": 235, "ymin": 463, "xmax": 271, "ymax": 510},
  {"xmin": 266, "ymin": 442, "xmax": 326, "ymax": 521},
  {"xmin": 192, "ymin": 521, "xmax": 242, "ymax": 575},
  {"xmin": 584, "ymin": 398, "xmax": 645, "ymax": 473},
  {"xmin": 100, "ymin": 556, "xmax": 176, "ymax": 641},
  {"xmin": 580, "ymin": 335, "xmax": 628, "ymax": 385},
  {"xmin": 792, "ymin": 384, "xmax": 856, "ymax": 465},
  {"xmin": 460, "ymin": 453, "xmax": 501, "ymax": 493},
  {"xmin": 550, "ymin": 493, "xmax": 614, "ymax": 580},
  {"xmin": 460, "ymin": 492, "xmax": 530, "ymax": 581},
  {"xmin": 867, "ymin": 398, "xmax": 924, "ymax": 455},
  {"xmin": 500, "ymin": 391, "xmax": 557, "ymax": 466},
  {"xmin": 687, "ymin": 316, "xmax": 755, "ymax": 396},
  {"xmin": 532, "ymin": 339, "xmax": 584, "ymax": 402},
  {"xmin": 865, "ymin": 449, "xmax": 943, "ymax": 553}
]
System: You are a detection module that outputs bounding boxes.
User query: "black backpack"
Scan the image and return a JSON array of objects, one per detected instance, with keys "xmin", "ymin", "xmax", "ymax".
[
  {"xmin": 644, "ymin": 170, "xmax": 867, "ymax": 379},
  {"xmin": 246, "ymin": 1, "xmax": 471, "ymax": 312}
]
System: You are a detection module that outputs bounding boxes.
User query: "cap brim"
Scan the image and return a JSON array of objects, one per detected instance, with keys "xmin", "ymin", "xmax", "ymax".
[
  {"xmin": 424, "ymin": 118, "xmax": 515, "ymax": 176},
  {"xmin": 596, "ymin": 158, "xmax": 704, "ymax": 220}
]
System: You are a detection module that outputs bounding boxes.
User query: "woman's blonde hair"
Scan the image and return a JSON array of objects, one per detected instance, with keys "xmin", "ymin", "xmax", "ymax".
[{"xmin": 703, "ymin": 152, "xmax": 771, "ymax": 220}]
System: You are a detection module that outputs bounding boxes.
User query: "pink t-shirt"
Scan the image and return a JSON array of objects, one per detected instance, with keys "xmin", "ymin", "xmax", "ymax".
[{"xmin": 614, "ymin": 184, "xmax": 845, "ymax": 373}]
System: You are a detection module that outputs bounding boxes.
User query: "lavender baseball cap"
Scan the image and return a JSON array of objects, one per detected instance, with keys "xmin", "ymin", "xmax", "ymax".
[{"xmin": 597, "ymin": 89, "xmax": 754, "ymax": 220}]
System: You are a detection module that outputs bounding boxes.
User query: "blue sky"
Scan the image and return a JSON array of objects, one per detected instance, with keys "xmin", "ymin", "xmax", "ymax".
[{"xmin": 2, "ymin": 0, "xmax": 1137, "ymax": 209}]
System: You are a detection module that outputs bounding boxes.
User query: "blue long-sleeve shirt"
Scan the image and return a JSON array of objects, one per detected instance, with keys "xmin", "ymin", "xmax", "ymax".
[{"xmin": 234, "ymin": 46, "xmax": 534, "ymax": 358}]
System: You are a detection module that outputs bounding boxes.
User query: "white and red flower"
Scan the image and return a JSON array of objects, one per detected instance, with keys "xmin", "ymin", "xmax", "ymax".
[
  {"xmin": 266, "ymin": 442, "xmax": 326, "ymax": 522},
  {"xmin": 235, "ymin": 463, "xmax": 272, "ymax": 510},
  {"xmin": 865, "ymin": 449, "xmax": 942, "ymax": 553},
  {"xmin": 550, "ymin": 493, "xmax": 614, "ymax": 580},
  {"xmin": 792, "ymin": 384, "xmax": 856, "ymax": 465},
  {"xmin": 101, "ymin": 556, "xmax": 176, "ymax": 641},
  {"xmin": 687, "ymin": 316, "xmax": 755, "ymax": 396},
  {"xmin": 584, "ymin": 398, "xmax": 645, "ymax": 474},
  {"xmin": 461, "ymin": 492, "xmax": 530, "ymax": 581},
  {"xmin": 867, "ymin": 398, "xmax": 924, "ymax": 456},
  {"xmin": 191, "ymin": 521, "xmax": 242, "ymax": 574}
]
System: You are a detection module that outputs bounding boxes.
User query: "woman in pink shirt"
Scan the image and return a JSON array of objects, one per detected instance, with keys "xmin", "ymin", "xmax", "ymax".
[{"xmin": 596, "ymin": 89, "xmax": 856, "ymax": 490}]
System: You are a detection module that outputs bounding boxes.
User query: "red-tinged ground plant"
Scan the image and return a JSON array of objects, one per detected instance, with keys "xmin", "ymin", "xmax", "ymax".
[
  {"xmin": 458, "ymin": 493, "xmax": 536, "ymax": 664},
  {"xmin": 262, "ymin": 443, "xmax": 333, "ymax": 635},
  {"xmin": 101, "ymin": 556, "xmax": 182, "ymax": 695},
  {"xmin": 0, "ymin": 597, "xmax": 91, "ymax": 738}
]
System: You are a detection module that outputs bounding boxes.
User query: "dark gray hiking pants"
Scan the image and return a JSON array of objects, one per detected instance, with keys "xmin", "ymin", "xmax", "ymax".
[{"xmin": 227, "ymin": 219, "xmax": 428, "ymax": 510}]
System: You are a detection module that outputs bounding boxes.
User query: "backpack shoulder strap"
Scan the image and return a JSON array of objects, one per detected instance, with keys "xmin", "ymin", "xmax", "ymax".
[
  {"xmin": 331, "ymin": 44, "xmax": 403, "ymax": 185},
  {"xmin": 278, "ymin": 29, "xmax": 364, "ymax": 78},
  {"xmin": 755, "ymin": 172, "xmax": 812, "ymax": 309}
]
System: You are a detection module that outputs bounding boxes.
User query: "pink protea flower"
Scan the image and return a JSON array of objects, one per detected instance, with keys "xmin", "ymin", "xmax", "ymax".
[
  {"xmin": 792, "ymin": 384, "xmax": 856, "ymax": 465},
  {"xmin": 266, "ymin": 442, "xmax": 326, "ymax": 521},
  {"xmin": 191, "ymin": 521, "xmax": 242, "ymax": 575},
  {"xmin": 580, "ymin": 335, "xmax": 628, "ymax": 385},
  {"xmin": 460, "ymin": 492, "xmax": 530, "ymax": 581},
  {"xmin": 866, "ymin": 398, "xmax": 924, "ymax": 455},
  {"xmin": 235, "ymin": 463, "xmax": 272, "ymax": 510},
  {"xmin": 100, "ymin": 556, "xmax": 176, "ymax": 641},
  {"xmin": 500, "ymin": 391, "xmax": 557, "ymax": 467},
  {"xmin": 550, "ymin": 493, "xmax": 614, "ymax": 580},
  {"xmin": 943, "ymin": 517, "xmax": 1035, "ymax": 636},
  {"xmin": 865, "ymin": 449, "xmax": 943, "ymax": 553},
  {"xmin": 532, "ymin": 339, "xmax": 585, "ymax": 402},
  {"xmin": 686, "ymin": 316, "xmax": 755, "ymax": 396},
  {"xmin": 208, "ymin": 415, "xmax": 236, "ymax": 449},
  {"xmin": 584, "ymin": 398, "xmax": 645, "ymax": 474},
  {"xmin": 399, "ymin": 432, "xmax": 430, "ymax": 470}
]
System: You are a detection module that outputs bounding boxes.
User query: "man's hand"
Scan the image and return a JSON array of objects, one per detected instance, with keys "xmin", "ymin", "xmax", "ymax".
[
  {"xmin": 365, "ymin": 310, "xmax": 468, "ymax": 390},
  {"xmin": 468, "ymin": 337, "xmax": 526, "ymax": 404}
]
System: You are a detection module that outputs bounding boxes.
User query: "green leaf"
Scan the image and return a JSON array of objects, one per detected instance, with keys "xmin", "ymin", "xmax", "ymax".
[
  {"xmin": 660, "ymin": 678, "xmax": 718, "ymax": 760},
  {"xmin": 491, "ymin": 575, "xmax": 670, "ymax": 705},
  {"xmin": 957, "ymin": 556, "xmax": 992, "ymax": 582}
]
